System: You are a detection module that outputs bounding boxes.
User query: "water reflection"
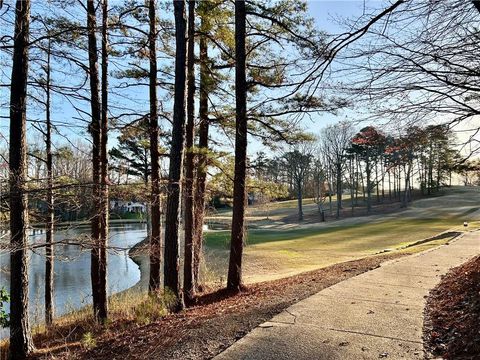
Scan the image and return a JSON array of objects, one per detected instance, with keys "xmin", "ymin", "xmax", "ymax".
[{"xmin": 0, "ymin": 222, "xmax": 146, "ymax": 331}]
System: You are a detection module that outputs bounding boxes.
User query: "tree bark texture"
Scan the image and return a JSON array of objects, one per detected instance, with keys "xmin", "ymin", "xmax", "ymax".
[
  {"xmin": 183, "ymin": 0, "xmax": 196, "ymax": 303},
  {"xmin": 44, "ymin": 39, "xmax": 54, "ymax": 326},
  {"xmin": 148, "ymin": 0, "xmax": 162, "ymax": 293},
  {"xmin": 164, "ymin": 0, "xmax": 187, "ymax": 308},
  {"xmin": 97, "ymin": 0, "xmax": 109, "ymax": 321},
  {"xmin": 193, "ymin": 31, "xmax": 209, "ymax": 289},
  {"xmin": 9, "ymin": 0, "xmax": 35, "ymax": 357},
  {"xmin": 227, "ymin": 0, "xmax": 247, "ymax": 292},
  {"xmin": 86, "ymin": 0, "xmax": 103, "ymax": 320}
]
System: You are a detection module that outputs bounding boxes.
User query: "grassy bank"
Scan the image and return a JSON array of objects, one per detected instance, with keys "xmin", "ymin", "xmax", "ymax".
[
  {"xmin": 0, "ymin": 232, "xmax": 463, "ymax": 359},
  {"xmin": 201, "ymin": 205, "xmax": 479, "ymax": 283},
  {"xmin": 206, "ymin": 214, "xmax": 477, "ymax": 250}
]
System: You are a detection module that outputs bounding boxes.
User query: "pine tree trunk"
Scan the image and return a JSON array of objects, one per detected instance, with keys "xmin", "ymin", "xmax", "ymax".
[
  {"xmin": 428, "ymin": 145, "xmax": 433, "ymax": 195},
  {"xmin": 336, "ymin": 162, "xmax": 341, "ymax": 218},
  {"xmin": 98, "ymin": 0, "xmax": 109, "ymax": 322},
  {"xmin": 402, "ymin": 163, "xmax": 411, "ymax": 207},
  {"xmin": 183, "ymin": 0, "xmax": 196, "ymax": 304},
  {"xmin": 366, "ymin": 157, "xmax": 372, "ymax": 214},
  {"xmin": 388, "ymin": 169, "xmax": 391, "ymax": 200},
  {"xmin": 398, "ymin": 166, "xmax": 402, "ymax": 198},
  {"xmin": 355, "ymin": 155, "xmax": 359, "ymax": 205},
  {"xmin": 328, "ymin": 187, "xmax": 332, "ymax": 214},
  {"xmin": 359, "ymin": 162, "xmax": 365, "ymax": 202},
  {"xmin": 297, "ymin": 180, "xmax": 303, "ymax": 221},
  {"xmin": 381, "ymin": 161, "xmax": 385, "ymax": 200},
  {"xmin": 148, "ymin": 0, "xmax": 162, "ymax": 293},
  {"xmin": 393, "ymin": 167, "xmax": 396, "ymax": 199},
  {"xmin": 86, "ymin": 0, "xmax": 102, "ymax": 319},
  {"xmin": 436, "ymin": 151, "xmax": 441, "ymax": 192},
  {"xmin": 227, "ymin": 0, "xmax": 247, "ymax": 292},
  {"xmin": 44, "ymin": 39, "xmax": 54, "ymax": 327},
  {"xmin": 164, "ymin": 0, "xmax": 187, "ymax": 309},
  {"xmin": 9, "ymin": 1, "xmax": 35, "ymax": 357},
  {"xmin": 423, "ymin": 157, "xmax": 427, "ymax": 195},
  {"xmin": 193, "ymin": 31, "xmax": 209, "ymax": 290},
  {"xmin": 349, "ymin": 157, "xmax": 354, "ymax": 215}
]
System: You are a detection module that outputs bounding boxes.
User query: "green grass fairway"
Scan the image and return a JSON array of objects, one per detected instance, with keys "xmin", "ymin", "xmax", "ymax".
[
  {"xmin": 205, "ymin": 213, "xmax": 474, "ymax": 250},
  {"xmin": 205, "ymin": 191, "xmax": 480, "ymax": 283}
]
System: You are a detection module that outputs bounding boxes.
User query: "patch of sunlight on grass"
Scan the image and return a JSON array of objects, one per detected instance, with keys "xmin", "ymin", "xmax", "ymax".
[
  {"xmin": 206, "ymin": 216, "xmax": 464, "ymax": 251},
  {"xmin": 276, "ymin": 249, "xmax": 301, "ymax": 258}
]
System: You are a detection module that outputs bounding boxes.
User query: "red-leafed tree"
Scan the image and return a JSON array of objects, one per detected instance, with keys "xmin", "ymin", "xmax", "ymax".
[{"xmin": 350, "ymin": 126, "xmax": 386, "ymax": 213}]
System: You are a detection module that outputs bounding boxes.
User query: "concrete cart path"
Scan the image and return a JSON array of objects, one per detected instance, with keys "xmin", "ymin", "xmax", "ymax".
[{"xmin": 214, "ymin": 231, "xmax": 480, "ymax": 360}]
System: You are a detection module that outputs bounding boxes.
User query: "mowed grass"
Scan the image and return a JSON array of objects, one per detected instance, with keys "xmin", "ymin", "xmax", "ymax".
[
  {"xmin": 204, "ymin": 206, "xmax": 479, "ymax": 283},
  {"xmin": 205, "ymin": 216, "xmax": 470, "ymax": 250}
]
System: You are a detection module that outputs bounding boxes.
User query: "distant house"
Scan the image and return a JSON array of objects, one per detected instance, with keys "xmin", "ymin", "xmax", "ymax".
[{"xmin": 110, "ymin": 200, "xmax": 146, "ymax": 214}]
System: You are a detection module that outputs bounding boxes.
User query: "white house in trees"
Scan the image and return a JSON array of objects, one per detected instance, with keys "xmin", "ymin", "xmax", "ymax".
[{"xmin": 110, "ymin": 200, "xmax": 146, "ymax": 214}]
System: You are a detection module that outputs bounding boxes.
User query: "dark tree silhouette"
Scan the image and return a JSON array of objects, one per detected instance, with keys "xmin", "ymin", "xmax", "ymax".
[
  {"xmin": 148, "ymin": 0, "xmax": 162, "ymax": 293},
  {"xmin": 183, "ymin": 0, "xmax": 196, "ymax": 304},
  {"xmin": 86, "ymin": 0, "xmax": 107, "ymax": 321},
  {"xmin": 43, "ymin": 38, "xmax": 54, "ymax": 326},
  {"xmin": 283, "ymin": 147, "xmax": 313, "ymax": 221},
  {"xmin": 193, "ymin": 18, "xmax": 210, "ymax": 290},
  {"xmin": 9, "ymin": 0, "xmax": 35, "ymax": 357},
  {"xmin": 227, "ymin": 0, "xmax": 247, "ymax": 292},
  {"xmin": 164, "ymin": 0, "xmax": 187, "ymax": 309},
  {"xmin": 98, "ymin": 0, "xmax": 109, "ymax": 322}
]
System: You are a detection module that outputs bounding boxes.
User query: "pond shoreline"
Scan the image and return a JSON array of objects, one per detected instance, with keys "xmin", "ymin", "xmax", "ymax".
[
  {"xmin": 1, "ymin": 225, "xmax": 147, "ymax": 340},
  {"xmin": 126, "ymin": 237, "xmax": 150, "ymax": 291}
]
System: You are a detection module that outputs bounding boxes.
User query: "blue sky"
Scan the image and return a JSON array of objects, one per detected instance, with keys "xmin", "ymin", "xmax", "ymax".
[
  {"xmin": 0, "ymin": 0, "xmax": 386, "ymax": 158},
  {"xmin": 247, "ymin": 0, "xmax": 378, "ymax": 154}
]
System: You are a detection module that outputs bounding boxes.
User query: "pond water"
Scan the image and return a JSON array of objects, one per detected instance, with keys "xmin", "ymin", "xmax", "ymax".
[{"xmin": 0, "ymin": 222, "xmax": 146, "ymax": 336}]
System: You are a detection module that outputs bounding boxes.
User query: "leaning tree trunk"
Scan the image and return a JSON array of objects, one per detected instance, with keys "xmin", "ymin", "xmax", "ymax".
[
  {"xmin": 183, "ymin": 0, "xmax": 196, "ymax": 304},
  {"xmin": 227, "ymin": 0, "xmax": 247, "ymax": 292},
  {"xmin": 44, "ymin": 39, "xmax": 54, "ymax": 326},
  {"xmin": 86, "ymin": 0, "xmax": 103, "ymax": 320},
  {"xmin": 9, "ymin": 0, "xmax": 35, "ymax": 357},
  {"xmin": 148, "ymin": 0, "xmax": 162, "ymax": 293},
  {"xmin": 164, "ymin": 0, "xmax": 187, "ymax": 309},
  {"xmin": 193, "ymin": 30, "xmax": 209, "ymax": 290},
  {"xmin": 97, "ymin": 0, "xmax": 109, "ymax": 322}
]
